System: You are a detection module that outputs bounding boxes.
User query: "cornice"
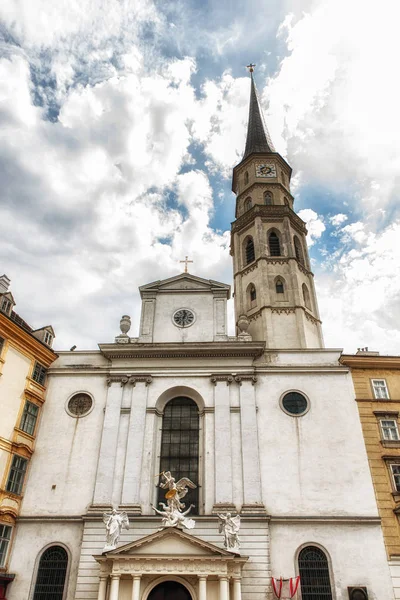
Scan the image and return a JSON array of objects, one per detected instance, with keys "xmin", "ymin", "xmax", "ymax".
[
  {"xmin": 341, "ymin": 355, "xmax": 400, "ymax": 370},
  {"xmin": 234, "ymin": 255, "xmax": 313, "ymax": 278},
  {"xmin": 231, "ymin": 204, "xmax": 307, "ymax": 236},
  {"xmin": 0, "ymin": 315, "xmax": 57, "ymax": 366},
  {"xmin": 246, "ymin": 305, "xmax": 321, "ymax": 325},
  {"xmin": 99, "ymin": 341, "xmax": 266, "ymax": 360}
]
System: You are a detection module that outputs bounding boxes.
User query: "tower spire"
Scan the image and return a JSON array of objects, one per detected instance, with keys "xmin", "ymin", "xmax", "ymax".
[{"xmin": 243, "ymin": 65, "xmax": 275, "ymax": 159}]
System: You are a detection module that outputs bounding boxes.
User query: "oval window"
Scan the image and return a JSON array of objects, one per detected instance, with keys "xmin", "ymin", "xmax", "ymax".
[
  {"xmin": 281, "ymin": 391, "xmax": 309, "ymax": 416},
  {"xmin": 67, "ymin": 393, "xmax": 93, "ymax": 417}
]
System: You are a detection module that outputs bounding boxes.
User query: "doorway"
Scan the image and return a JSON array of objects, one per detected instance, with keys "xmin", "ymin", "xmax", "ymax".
[{"xmin": 148, "ymin": 581, "xmax": 192, "ymax": 600}]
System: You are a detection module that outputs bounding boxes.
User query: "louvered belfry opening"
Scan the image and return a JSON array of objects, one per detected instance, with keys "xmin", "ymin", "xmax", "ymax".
[
  {"xmin": 158, "ymin": 398, "xmax": 199, "ymax": 513},
  {"xmin": 33, "ymin": 546, "xmax": 68, "ymax": 600},
  {"xmin": 268, "ymin": 232, "xmax": 281, "ymax": 256},
  {"xmin": 245, "ymin": 237, "xmax": 255, "ymax": 264},
  {"xmin": 298, "ymin": 546, "xmax": 333, "ymax": 600}
]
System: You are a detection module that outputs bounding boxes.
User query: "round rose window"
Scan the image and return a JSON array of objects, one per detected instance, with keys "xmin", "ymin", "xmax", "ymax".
[{"xmin": 67, "ymin": 393, "xmax": 93, "ymax": 417}]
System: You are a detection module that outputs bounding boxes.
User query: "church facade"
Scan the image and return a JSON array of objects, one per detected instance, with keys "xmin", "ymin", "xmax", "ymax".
[{"xmin": 7, "ymin": 72, "xmax": 395, "ymax": 600}]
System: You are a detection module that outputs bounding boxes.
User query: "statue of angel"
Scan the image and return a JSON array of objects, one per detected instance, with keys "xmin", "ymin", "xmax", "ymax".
[
  {"xmin": 159, "ymin": 471, "xmax": 197, "ymax": 511},
  {"xmin": 218, "ymin": 512, "xmax": 241, "ymax": 554},
  {"xmin": 151, "ymin": 502, "xmax": 196, "ymax": 530},
  {"xmin": 102, "ymin": 509, "xmax": 129, "ymax": 551}
]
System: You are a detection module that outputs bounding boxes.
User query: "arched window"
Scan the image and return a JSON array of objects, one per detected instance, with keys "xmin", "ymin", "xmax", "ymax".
[
  {"xmin": 158, "ymin": 398, "xmax": 199, "ymax": 513},
  {"xmin": 303, "ymin": 283, "xmax": 311, "ymax": 310},
  {"xmin": 33, "ymin": 546, "xmax": 68, "ymax": 600},
  {"xmin": 276, "ymin": 279, "xmax": 284, "ymax": 294},
  {"xmin": 294, "ymin": 236, "xmax": 305, "ymax": 266},
  {"xmin": 244, "ymin": 197, "xmax": 252, "ymax": 211},
  {"xmin": 245, "ymin": 237, "xmax": 255, "ymax": 264},
  {"xmin": 264, "ymin": 191, "xmax": 273, "ymax": 205},
  {"xmin": 268, "ymin": 232, "xmax": 281, "ymax": 256},
  {"xmin": 248, "ymin": 284, "xmax": 256, "ymax": 308},
  {"xmin": 298, "ymin": 546, "xmax": 333, "ymax": 600},
  {"xmin": 244, "ymin": 171, "xmax": 249, "ymax": 185},
  {"xmin": 281, "ymin": 170, "xmax": 285, "ymax": 185}
]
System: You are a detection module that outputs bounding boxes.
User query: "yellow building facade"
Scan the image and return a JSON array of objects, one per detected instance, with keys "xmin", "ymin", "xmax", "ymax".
[
  {"xmin": 0, "ymin": 275, "xmax": 56, "ymax": 597},
  {"xmin": 341, "ymin": 349, "xmax": 400, "ymax": 597}
]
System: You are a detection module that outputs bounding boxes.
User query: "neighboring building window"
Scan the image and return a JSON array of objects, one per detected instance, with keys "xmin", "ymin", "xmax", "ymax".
[
  {"xmin": 303, "ymin": 283, "xmax": 311, "ymax": 310},
  {"xmin": 268, "ymin": 232, "xmax": 281, "ymax": 256},
  {"xmin": 264, "ymin": 191, "xmax": 273, "ymax": 205},
  {"xmin": 244, "ymin": 171, "xmax": 249, "ymax": 185},
  {"xmin": 32, "ymin": 362, "xmax": 47, "ymax": 386},
  {"xmin": 0, "ymin": 524, "xmax": 12, "ymax": 568},
  {"xmin": 276, "ymin": 279, "xmax": 284, "ymax": 294},
  {"xmin": 381, "ymin": 419, "xmax": 399, "ymax": 441},
  {"xmin": 1, "ymin": 298, "xmax": 12, "ymax": 314},
  {"xmin": 43, "ymin": 331, "xmax": 53, "ymax": 346},
  {"xmin": 244, "ymin": 197, "xmax": 252, "ymax": 211},
  {"xmin": 245, "ymin": 237, "xmax": 255, "ymax": 264},
  {"xmin": 0, "ymin": 336, "xmax": 4, "ymax": 355},
  {"xmin": 6, "ymin": 455, "xmax": 28, "ymax": 495},
  {"xmin": 390, "ymin": 464, "xmax": 400, "ymax": 492},
  {"xmin": 33, "ymin": 545, "xmax": 68, "ymax": 600},
  {"xmin": 281, "ymin": 391, "xmax": 309, "ymax": 416},
  {"xmin": 298, "ymin": 546, "xmax": 333, "ymax": 600},
  {"xmin": 158, "ymin": 397, "xmax": 199, "ymax": 513},
  {"xmin": 67, "ymin": 393, "xmax": 93, "ymax": 417},
  {"xmin": 20, "ymin": 401, "xmax": 39, "ymax": 435},
  {"xmin": 294, "ymin": 236, "xmax": 305, "ymax": 265},
  {"xmin": 372, "ymin": 379, "xmax": 389, "ymax": 399}
]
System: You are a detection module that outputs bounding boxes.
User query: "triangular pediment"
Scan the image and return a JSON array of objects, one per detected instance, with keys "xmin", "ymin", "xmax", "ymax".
[
  {"xmin": 140, "ymin": 273, "xmax": 230, "ymax": 297},
  {"xmin": 105, "ymin": 527, "xmax": 231, "ymax": 557},
  {"xmin": 0, "ymin": 291, "xmax": 15, "ymax": 305}
]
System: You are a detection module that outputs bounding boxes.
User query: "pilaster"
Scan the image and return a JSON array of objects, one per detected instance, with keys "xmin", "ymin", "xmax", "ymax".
[
  {"xmin": 211, "ymin": 375, "xmax": 235, "ymax": 513},
  {"xmin": 93, "ymin": 379, "xmax": 125, "ymax": 506},
  {"xmin": 121, "ymin": 377, "xmax": 153, "ymax": 512}
]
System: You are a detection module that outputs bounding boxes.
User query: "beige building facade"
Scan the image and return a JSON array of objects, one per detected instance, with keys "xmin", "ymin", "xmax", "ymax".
[
  {"xmin": 0, "ymin": 275, "xmax": 56, "ymax": 597},
  {"xmin": 341, "ymin": 350, "xmax": 400, "ymax": 598}
]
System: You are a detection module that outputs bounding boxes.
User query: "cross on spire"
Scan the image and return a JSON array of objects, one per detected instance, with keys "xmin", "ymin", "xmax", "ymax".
[
  {"xmin": 180, "ymin": 256, "xmax": 193, "ymax": 273},
  {"xmin": 246, "ymin": 63, "xmax": 256, "ymax": 73}
]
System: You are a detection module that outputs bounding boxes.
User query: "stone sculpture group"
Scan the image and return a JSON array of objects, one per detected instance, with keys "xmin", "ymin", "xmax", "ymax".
[{"xmin": 102, "ymin": 471, "xmax": 240, "ymax": 554}]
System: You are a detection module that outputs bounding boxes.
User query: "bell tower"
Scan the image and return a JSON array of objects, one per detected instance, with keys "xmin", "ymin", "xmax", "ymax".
[{"xmin": 231, "ymin": 65, "xmax": 324, "ymax": 348}]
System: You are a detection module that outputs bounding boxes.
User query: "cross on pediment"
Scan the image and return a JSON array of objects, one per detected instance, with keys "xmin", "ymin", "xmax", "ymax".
[{"xmin": 179, "ymin": 256, "xmax": 193, "ymax": 273}]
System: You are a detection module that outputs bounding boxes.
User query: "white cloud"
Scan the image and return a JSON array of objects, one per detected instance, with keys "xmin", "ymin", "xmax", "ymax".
[
  {"xmin": 330, "ymin": 213, "xmax": 348, "ymax": 227},
  {"xmin": 297, "ymin": 209, "xmax": 325, "ymax": 246}
]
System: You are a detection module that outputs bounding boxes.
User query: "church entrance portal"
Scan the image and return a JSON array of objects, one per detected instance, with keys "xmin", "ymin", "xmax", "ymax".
[{"xmin": 148, "ymin": 581, "xmax": 192, "ymax": 600}]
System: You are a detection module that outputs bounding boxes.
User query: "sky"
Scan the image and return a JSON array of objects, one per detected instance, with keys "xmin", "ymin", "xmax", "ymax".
[{"xmin": 1, "ymin": 0, "xmax": 400, "ymax": 353}]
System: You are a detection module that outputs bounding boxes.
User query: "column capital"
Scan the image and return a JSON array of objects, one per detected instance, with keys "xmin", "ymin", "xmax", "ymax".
[
  {"xmin": 211, "ymin": 374, "xmax": 234, "ymax": 386},
  {"xmin": 128, "ymin": 375, "xmax": 153, "ymax": 386},
  {"xmin": 198, "ymin": 575, "xmax": 208, "ymax": 581},
  {"xmin": 132, "ymin": 574, "xmax": 142, "ymax": 580},
  {"xmin": 234, "ymin": 374, "xmax": 257, "ymax": 386}
]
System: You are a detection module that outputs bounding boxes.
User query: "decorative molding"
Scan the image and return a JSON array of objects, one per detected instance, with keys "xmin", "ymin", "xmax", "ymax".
[
  {"xmin": 210, "ymin": 375, "xmax": 234, "ymax": 386},
  {"xmin": 271, "ymin": 307, "xmax": 296, "ymax": 315},
  {"xmin": 231, "ymin": 205, "xmax": 307, "ymax": 236},
  {"xmin": 234, "ymin": 375, "xmax": 257, "ymax": 386},
  {"xmin": 374, "ymin": 410, "xmax": 399, "ymax": 417},
  {"xmin": 304, "ymin": 311, "xmax": 320, "ymax": 325},
  {"xmin": 99, "ymin": 342, "xmax": 265, "ymax": 360},
  {"xmin": 106, "ymin": 375, "xmax": 153, "ymax": 387}
]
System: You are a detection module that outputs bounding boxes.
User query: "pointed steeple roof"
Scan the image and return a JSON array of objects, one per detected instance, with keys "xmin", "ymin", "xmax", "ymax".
[{"xmin": 243, "ymin": 71, "xmax": 275, "ymax": 159}]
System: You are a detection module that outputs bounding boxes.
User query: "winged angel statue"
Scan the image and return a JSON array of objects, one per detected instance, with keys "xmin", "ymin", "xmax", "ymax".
[
  {"xmin": 102, "ymin": 509, "xmax": 129, "ymax": 551},
  {"xmin": 152, "ymin": 471, "xmax": 197, "ymax": 530},
  {"xmin": 218, "ymin": 512, "xmax": 241, "ymax": 554}
]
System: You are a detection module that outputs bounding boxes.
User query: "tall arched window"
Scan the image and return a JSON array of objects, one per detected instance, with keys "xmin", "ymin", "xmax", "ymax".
[
  {"xmin": 248, "ymin": 284, "xmax": 256, "ymax": 308},
  {"xmin": 298, "ymin": 546, "xmax": 333, "ymax": 600},
  {"xmin": 303, "ymin": 283, "xmax": 311, "ymax": 310},
  {"xmin": 33, "ymin": 546, "xmax": 68, "ymax": 600},
  {"xmin": 268, "ymin": 232, "xmax": 281, "ymax": 256},
  {"xmin": 158, "ymin": 398, "xmax": 199, "ymax": 513},
  {"xmin": 244, "ymin": 197, "xmax": 252, "ymax": 211},
  {"xmin": 294, "ymin": 236, "xmax": 305, "ymax": 266},
  {"xmin": 276, "ymin": 279, "xmax": 284, "ymax": 294},
  {"xmin": 244, "ymin": 171, "xmax": 249, "ymax": 185},
  {"xmin": 245, "ymin": 237, "xmax": 255, "ymax": 264},
  {"xmin": 264, "ymin": 191, "xmax": 273, "ymax": 205}
]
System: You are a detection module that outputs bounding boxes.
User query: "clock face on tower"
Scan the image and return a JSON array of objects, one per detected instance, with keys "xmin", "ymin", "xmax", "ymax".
[
  {"xmin": 255, "ymin": 163, "xmax": 277, "ymax": 178},
  {"xmin": 173, "ymin": 308, "xmax": 195, "ymax": 328}
]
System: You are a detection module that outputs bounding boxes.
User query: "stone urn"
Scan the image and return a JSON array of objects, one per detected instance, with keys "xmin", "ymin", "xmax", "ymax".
[
  {"xmin": 237, "ymin": 314, "xmax": 250, "ymax": 334},
  {"xmin": 120, "ymin": 315, "xmax": 131, "ymax": 336}
]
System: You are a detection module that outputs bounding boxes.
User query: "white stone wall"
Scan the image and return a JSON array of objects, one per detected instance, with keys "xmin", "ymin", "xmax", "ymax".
[
  {"xmin": 270, "ymin": 521, "xmax": 394, "ymax": 599},
  {"xmin": 389, "ymin": 560, "xmax": 400, "ymax": 599},
  {"xmin": 7, "ymin": 520, "xmax": 82, "ymax": 600}
]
